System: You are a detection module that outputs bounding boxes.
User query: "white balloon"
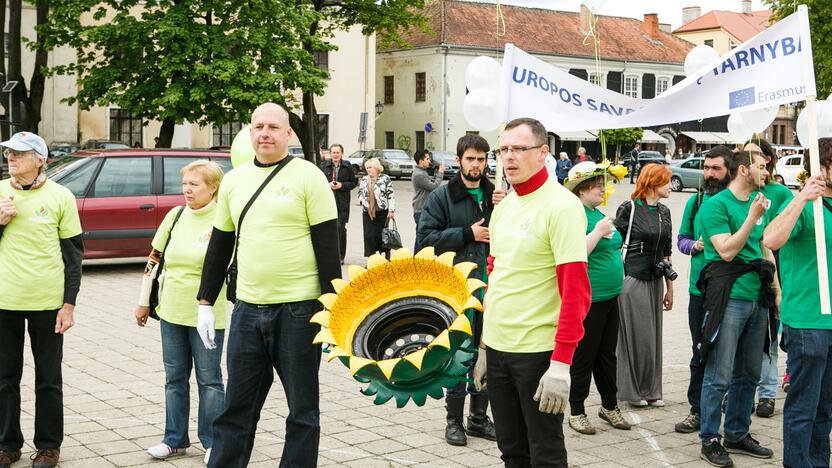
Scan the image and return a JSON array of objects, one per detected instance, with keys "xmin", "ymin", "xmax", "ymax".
[
  {"xmin": 465, "ymin": 56, "xmax": 502, "ymax": 95},
  {"xmin": 582, "ymin": 0, "xmax": 609, "ymax": 11},
  {"xmin": 797, "ymin": 101, "xmax": 832, "ymax": 147},
  {"xmin": 463, "ymin": 88, "xmax": 501, "ymax": 132},
  {"xmin": 684, "ymin": 45, "xmax": 720, "ymax": 78},
  {"xmin": 727, "ymin": 112, "xmax": 754, "ymax": 142},
  {"xmin": 741, "ymin": 106, "xmax": 779, "ymax": 135}
]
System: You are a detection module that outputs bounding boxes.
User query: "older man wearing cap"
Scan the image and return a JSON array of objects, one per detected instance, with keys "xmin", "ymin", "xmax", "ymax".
[{"xmin": 0, "ymin": 132, "xmax": 83, "ymax": 468}]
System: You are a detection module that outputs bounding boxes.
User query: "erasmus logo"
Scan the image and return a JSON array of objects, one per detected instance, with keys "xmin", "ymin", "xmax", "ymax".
[{"xmin": 729, "ymin": 87, "xmax": 756, "ymax": 109}]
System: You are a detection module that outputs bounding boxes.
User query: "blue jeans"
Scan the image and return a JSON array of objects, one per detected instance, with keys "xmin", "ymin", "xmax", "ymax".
[
  {"xmin": 700, "ymin": 299, "xmax": 768, "ymax": 444},
  {"xmin": 758, "ymin": 327, "xmax": 779, "ymax": 399},
  {"xmin": 782, "ymin": 325, "xmax": 832, "ymax": 468},
  {"xmin": 160, "ymin": 320, "xmax": 225, "ymax": 449},
  {"xmin": 207, "ymin": 300, "xmax": 322, "ymax": 468}
]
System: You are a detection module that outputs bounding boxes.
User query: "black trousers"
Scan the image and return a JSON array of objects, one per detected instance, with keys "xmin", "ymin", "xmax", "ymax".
[
  {"xmin": 487, "ymin": 347, "xmax": 567, "ymax": 468},
  {"xmin": 686, "ymin": 294, "xmax": 706, "ymax": 415},
  {"xmin": 569, "ymin": 296, "xmax": 620, "ymax": 415},
  {"xmin": 0, "ymin": 310, "xmax": 63, "ymax": 451},
  {"xmin": 337, "ymin": 219, "xmax": 347, "ymax": 261}
]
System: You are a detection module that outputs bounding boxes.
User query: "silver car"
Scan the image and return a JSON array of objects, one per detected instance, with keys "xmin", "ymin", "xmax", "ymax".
[
  {"xmin": 346, "ymin": 149, "xmax": 415, "ymax": 179},
  {"xmin": 670, "ymin": 157, "xmax": 704, "ymax": 192}
]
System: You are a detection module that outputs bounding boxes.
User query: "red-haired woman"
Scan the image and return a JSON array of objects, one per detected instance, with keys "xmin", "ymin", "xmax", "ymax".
[{"xmin": 613, "ymin": 163, "xmax": 674, "ymax": 407}]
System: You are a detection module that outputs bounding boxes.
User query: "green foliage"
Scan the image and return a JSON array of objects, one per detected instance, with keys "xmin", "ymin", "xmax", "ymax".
[
  {"xmin": 765, "ymin": 0, "xmax": 832, "ymax": 98},
  {"xmin": 599, "ymin": 128, "xmax": 643, "ymax": 147}
]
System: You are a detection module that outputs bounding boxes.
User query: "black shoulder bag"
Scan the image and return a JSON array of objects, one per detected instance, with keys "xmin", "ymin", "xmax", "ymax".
[
  {"xmin": 148, "ymin": 206, "xmax": 185, "ymax": 320},
  {"xmin": 226, "ymin": 157, "xmax": 293, "ymax": 302}
]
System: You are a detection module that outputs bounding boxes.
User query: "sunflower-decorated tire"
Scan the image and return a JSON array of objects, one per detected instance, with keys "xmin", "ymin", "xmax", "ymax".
[{"xmin": 312, "ymin": 247, "xmax": 485, "ymax": 407}]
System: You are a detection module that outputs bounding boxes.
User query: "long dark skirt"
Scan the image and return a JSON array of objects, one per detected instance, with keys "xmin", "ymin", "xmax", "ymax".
[
  {"xmin": 616, "ymin": 276, "xmax": 664, "ymax": 402},
  {"xmin": 362, "ymin": 210, "xmax": 389, "ymax": 257}
]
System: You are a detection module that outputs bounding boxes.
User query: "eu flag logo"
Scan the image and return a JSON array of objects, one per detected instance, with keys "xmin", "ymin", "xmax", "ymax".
[{"xmin": 729, "ymin": 87, "xmax": 756, "ymax": 109}]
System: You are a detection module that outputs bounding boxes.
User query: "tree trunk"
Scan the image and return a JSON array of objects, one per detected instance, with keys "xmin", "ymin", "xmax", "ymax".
[
  {"xmin": 301, "ymin": 91, "xmax": 319, "ymax": 165},
  {"xmin": 0, "ymin": 0, "xmax": 7, "ymax": 141},
  {"xmin": 157, "ymin": 118, "xmax": 175, "ymax": 147},
  {"xmin": 22, "ymin": 0, "xmax": 48, "ymax": 133},
  {"xmin": 8, "ymin": 0, "xmax": 22, "ymax": 134}
]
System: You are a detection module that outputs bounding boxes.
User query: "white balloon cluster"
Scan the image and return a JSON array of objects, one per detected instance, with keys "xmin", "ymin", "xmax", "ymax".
[
  {"xmin": 462, "ymin": 56, "xmax": 503, "ymax": 132},
  {"xmin": 684, "ymin": 45, "xmax": 720, "ymax": 79},
  {"xmin": 581, "ymin": 0, "xmax": 608, "ymax": 12},
  {"xmin": 727, "ymin": 106, "xmax": 780, "ymax": 142},
  {"xmin": 796, "ymin": 95, "xmax": 832, "ymax": 147}
]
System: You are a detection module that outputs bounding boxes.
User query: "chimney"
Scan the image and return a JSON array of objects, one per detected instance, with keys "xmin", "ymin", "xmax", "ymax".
[
  {"xmin": 643, "ymin": 13, "xmax": 659, "ymax": 40},
  {"xmin": 659, "ymin": 23, "xmax": 671, "ymax": 33},
  {"xmin": 742, "ymin": 0, "xmax": 752, "ymax": 14},
  {"xmin": 579, "ymin": 4, "xmax": 592, "ymax": 35},
  {"xmin": 682, "ymin": 6, "xmax": 701, "ymax": 26}
]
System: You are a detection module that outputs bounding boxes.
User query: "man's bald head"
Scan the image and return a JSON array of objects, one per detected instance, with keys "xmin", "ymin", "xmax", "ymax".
[
  {"xmin": 251, "ymin": 102, "xmax": 289, "ymax": 125},
  {"xmin": 250, "ymin": 102, "xmax": 293, "ymax": 163}
]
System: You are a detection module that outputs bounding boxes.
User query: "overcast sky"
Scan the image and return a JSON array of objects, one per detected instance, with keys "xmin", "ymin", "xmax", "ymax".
[{"xmin": 469, "ymin": 0, "xmax": 771, "ymax": 29}]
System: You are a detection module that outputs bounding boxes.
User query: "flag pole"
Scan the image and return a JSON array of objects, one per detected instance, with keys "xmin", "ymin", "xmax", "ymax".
[{"xmin": 805, "ymin": 95, "xmax": 831, "ymax": 314}]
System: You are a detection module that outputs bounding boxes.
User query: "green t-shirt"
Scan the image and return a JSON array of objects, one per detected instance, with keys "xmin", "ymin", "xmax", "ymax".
[
  {"xmin": 152, "ymin": 202, "xmax": 228, "ymax": 328},
  {"xmin": 214, "ymin": 158, "xmax": 337, "ymax": 304},
  {"xmin": 483, "ymin": 180, "xmax": 587, "ymax": 353},
  {"xmin": 0, "ymin": 179, "xmax": 82, "ymax": 310},
  {"xmin": 700, "ymin": 188, "xmax": 766, "ymax": 301},
  {"xmin": 761, "ymin": 182, "xmax": 794, "ymax": 222},
  {"xmin": 679, "ymin": 192, "xmax": 713, "ymax": 296},
  {"xmin": 778, "ymin": 198, "xmax": 832, "ymax": 329},
  {"xmin": 585, "ymin": 206, "xmax": 623, "ymax": 302}
]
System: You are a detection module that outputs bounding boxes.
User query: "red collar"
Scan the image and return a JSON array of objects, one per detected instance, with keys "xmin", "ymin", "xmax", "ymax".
[{"xmin": 513, "ymin": 167, "xmax": 549, "ymax": 196}]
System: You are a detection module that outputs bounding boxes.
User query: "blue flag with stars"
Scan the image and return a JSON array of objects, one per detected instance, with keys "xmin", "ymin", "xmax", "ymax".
[{"xmin": 728, "ymin": 87, "xmax": 756, "ymax": 109}]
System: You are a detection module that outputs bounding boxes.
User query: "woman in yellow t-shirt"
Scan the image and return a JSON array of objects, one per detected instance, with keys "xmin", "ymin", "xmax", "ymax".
[{"xmin": 134, "ymin": 160, "xmax": 227, "ymax": 464}]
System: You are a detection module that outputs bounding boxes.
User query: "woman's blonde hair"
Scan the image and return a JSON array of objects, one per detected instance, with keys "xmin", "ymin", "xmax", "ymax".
[
  {"xmin": 181, "ymin": 159, "xmax": 224, "ymax": 200},
  {"xmin": 364, "ymin": 157, "xmax": 384, "ymax": 173}
]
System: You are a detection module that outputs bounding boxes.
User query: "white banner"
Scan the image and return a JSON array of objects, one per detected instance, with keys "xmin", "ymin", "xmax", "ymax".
[{"xmin": 498, "ymin": 7, "xmax": 816, "ymax": 131}]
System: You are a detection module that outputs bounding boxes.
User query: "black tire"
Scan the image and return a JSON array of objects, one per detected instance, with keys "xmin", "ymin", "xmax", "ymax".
[
  {"xmin": 775, "ymin": 175, "xmax": 785, "ymax": 185},
  {"xmin": 671, "ymin": 176, "xmax": 683, "ymax": 192}
]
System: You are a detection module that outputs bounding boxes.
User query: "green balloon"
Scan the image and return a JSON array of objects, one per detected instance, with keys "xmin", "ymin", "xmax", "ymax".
[{"xmin": 230, "ymin": 125, "xmax": 255, "ymax": 168}]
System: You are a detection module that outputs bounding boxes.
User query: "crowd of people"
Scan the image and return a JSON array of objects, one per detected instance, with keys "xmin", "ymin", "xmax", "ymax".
[{"xmin": 1, "ymin": 105, "xmax": 831, "ymax": 468}]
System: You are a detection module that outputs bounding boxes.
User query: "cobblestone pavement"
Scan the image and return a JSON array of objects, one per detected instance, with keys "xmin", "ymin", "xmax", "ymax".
[{"xmin": 12, "ymin": 179, "xmax": 790, "ymax": 467}]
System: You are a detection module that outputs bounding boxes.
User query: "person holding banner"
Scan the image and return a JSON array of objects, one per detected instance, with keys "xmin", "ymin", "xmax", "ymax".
[
  {"xmin": 477, "ymin": 117, "xmax": 591, "ymax": 467},
  {"xmin": 763, "ymin": 138, "xmax": 832, "ymax": 468},
  {"xmin": 613, "ymin": 164, "xmax": 674, "ymax": 408}
]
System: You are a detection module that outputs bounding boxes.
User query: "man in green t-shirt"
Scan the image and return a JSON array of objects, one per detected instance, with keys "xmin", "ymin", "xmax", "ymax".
[
  {"xmin": 763, "ymin": 137, "xmax": 832, "ymax": 467},
  {"xmin": 697, "ymin": 150, "xmax": 776, "ymax": 466},
  {"xmin": 674, "ymin": 145, "xmax": 732, "ymax": 434},
  {"xmin": 0, "ymin": 132, "xmax": 83, "ymax": 468},
  {"xmin": 196, "ymin": 103, "xmax": 340, "ymax": 467}
]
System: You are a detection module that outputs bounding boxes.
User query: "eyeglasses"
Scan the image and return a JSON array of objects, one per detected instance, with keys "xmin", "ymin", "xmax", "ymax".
[
  {"xmin": 2, "ymin": 149, "xmax": 34, "ymax": 159},
  {"xmin": 494, "ymin": 145, "xmax": 543, "ymax": 157}
]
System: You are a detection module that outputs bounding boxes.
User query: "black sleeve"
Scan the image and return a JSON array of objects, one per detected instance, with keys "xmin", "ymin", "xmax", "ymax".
[
  {"xmin": 310, "ymin": 219, "xmax": 342, "ymax": 295},
  {"xmin": 416, "ymin": 192, "xmax": 465, "ymax": 252},
  {"xmin": 340, "ymin": 166, "xmax": 358, "ymax": 192},
  {"xmin": 197, "ymin": 228, "xmax": 236, "ymax": 305},
  {"xmin": 0, "ymin": 224, "xmax": 5, "ymax": 238},
  {"xmin": 60, "ymin": 234, "xmax": 84, "ymax": 305},
  {"xmin": 613, "ymin": 201, "xmax": 631, "ymax": 235}
]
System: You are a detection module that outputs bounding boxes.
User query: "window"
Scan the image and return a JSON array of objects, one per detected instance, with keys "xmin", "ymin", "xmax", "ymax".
[
  {"xmin": 109, "ymin": 108, "xmax": 143, "ymax": 146},
  {"xmin": 385, "ymin": 131, "xmax": 395, "ymax": 149},
  {"xmin": 384, "ymin": 76, "xmax": 394, "ymax": 104},
  {"xmin": 313, "ymin": 50, "xmax": 329, "ymax": 71},
  {"xmin": 682, "ymin": 159, "xmax": 702, "ymax": 169},
  {"xmin": 163, "ymin": 157, "xmax": 200, "ymax": 194},
  {"xmin": 415, "ymin": 131, "xmax": 425, "ymax": 151},
  {"xmin": 59, "ymin": 159, "xmax": 101, "ymax": 197},
  {"xmin": 589, "ymin": 73, "xmax": 603, "ymax": 86},
  {"xmin": 212, "ymin": 121, "xmax": 244, "ymax": 147},
  {"xmin": 466, "ymin": 131, "xmax": 480, "ymax": 136},
  {"xmin": 772, "ymin": 125, "xmax": 779, "ymax": 145},
  {"xmin": 779, "ymin": 125, "xmax": 787, "ymax": 145},
  {"xmin": 786, "ymin": 157, "xmax": 801, "ymax": 166},
  {"xmin": 656, "ymin": 77, "xmax": 670, "ymax": 95},
  {"xmin": 704, "ymin": 39, "xmax": 714, "ymax": 47},
  {"xmin": 212, "ymin": 157, "xmax": 233, "ymax": 174},
  {"xmin": 415, "ymin": 72, "xmax": 426, "ymax": 102},
  {"xmin": 730, "ymin": 40, "xmax": 738, "ymax": 50},
  {"xmin": 93, "ymin": 157, "xmax": 152, "ymax": 197},
  {"xmin": 624, "ymin": 75, "xmax": 639, "ymax": 98}
]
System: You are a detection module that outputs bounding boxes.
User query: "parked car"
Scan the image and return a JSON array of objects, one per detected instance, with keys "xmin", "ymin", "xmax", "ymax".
[
  {"xmin": 48, "ymin": 141, "xmax": 80, "ymax": 161},
  {"xmin": 775, "ymin": 152, "xmax": 804, "ymax": 187},
  {"xmin": 670, "ymin": 157, "xmax": 704, "ymax": 192},
  {"xmin": 620, "ymin": 150, "xmax": 669, "ymax": 168},
  {"xmin": 81, "ymin": 139, "xmax": 130, "ymax": 150},
  {"xmin": 345, "ymin": 149, "xmax": 415, "ymax": 179},
  {"xmin": 430, "ymin": 151, "xmax": 460, "ymax": 179},
  {"xmin": 47, "ymin": 149, "xmax": 232, "ymax": 259},
  {"xmin": 487, "ymin": 152, "xmax": 497, "ymax": 175},
  {"xmin": 288, "ymin": 145, "xmax": 305, "ymax": 157}
]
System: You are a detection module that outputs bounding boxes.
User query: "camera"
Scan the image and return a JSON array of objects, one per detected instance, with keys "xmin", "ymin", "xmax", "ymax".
[{"xmin": 655, "ymin": 260, "xmax": 678, "ymax": 281}]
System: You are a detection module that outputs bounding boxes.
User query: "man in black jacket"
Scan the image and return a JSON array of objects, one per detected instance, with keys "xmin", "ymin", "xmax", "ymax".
[
  {"xmin": 416, "ymin": 134, "xmax": 497, "ymax": 446},
  {"xmin": 320, "ymin": 144, "xmax": 357, "ymax": 263}
]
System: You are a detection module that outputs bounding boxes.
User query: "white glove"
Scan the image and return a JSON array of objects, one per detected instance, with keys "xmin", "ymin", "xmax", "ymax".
[
  {"xmin": 197, "ymin": 304, "xmax": 216, "ymax": 350},
  {"xmin": 473, "ymin": 349, "xmax": 487, "ymax": 392},
  {"xmin": 533, "ymin": 360, "xmax": 570, "ymax": 414}
]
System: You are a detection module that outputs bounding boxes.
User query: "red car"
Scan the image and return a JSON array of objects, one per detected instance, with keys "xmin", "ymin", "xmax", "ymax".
[{"xmin": 48, "ymin": 149, "xmax": 232, "ymax": 259}]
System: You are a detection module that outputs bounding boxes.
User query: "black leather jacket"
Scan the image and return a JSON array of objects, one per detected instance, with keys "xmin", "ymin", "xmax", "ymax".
[{"xmin": 614, "ymin": 199, "xmax": 673, "ymax": 281}]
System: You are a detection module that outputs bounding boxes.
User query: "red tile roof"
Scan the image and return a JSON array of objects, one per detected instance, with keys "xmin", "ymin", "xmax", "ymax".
[
  {"xmin": 673, "ymin": 10, "xmax": 772, "ymax": 42},
  {"xmin": 392, "ymin": 0, "xmax": 693, "ymax": 64}
]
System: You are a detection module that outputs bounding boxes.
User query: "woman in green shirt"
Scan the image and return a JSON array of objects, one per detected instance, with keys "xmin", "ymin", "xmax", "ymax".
[
  {"xmin": 564, "ymin": 162, "xmax": 630, "ymax": 435},
  {"xmin": 134, "ymin": 160, "xmax": 227, "ymax": 464}
]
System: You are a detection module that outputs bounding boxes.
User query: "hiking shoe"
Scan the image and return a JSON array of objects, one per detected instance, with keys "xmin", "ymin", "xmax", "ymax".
[
  {"xmin": 647, "ymin": 399, "xmax": 665, "ymax": 407},
  {"xmin": 628, "ymin": 399, "xmax": 648, "ymax": 407},
  {"xmin": 0, "ymin": 449, "xmax": 21, "ymax": 468},
  {"xmin": 31, "ymin": 448, "xmax": 60, "ymax": 468},
  {"xmin": 599, "ymin": 406, "xmax": 631, "ymax": 430},
  {"xmin": 466, "ymin": 415, "xmax": 497, "ymax": 441},
  {"xmin": 147, "ymin": 443, "xmax": 186, "ymax": 460},
  {"xmin": 675, "ymin": 412, "xmax": 701, "ymax": 433},
  {"xmin": 724, "ymin": 434, "xmax": 773, "ymax": 459},
  {"xmin": 755, "ymin": 398, "xmax": 775, "ymax": 418},
  {"xmin": 568, "ymin": 414, "xmax": 596, "ymax": 434},
  {"xmin": 701, "ymin": 439, "xmax": 734, "ymax": 467}
]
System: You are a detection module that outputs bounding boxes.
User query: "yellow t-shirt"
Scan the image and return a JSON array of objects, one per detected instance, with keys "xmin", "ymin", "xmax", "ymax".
[
  {"xmin": 214, "ymin": 158, "xmax": 337, "ymax": 304},
  {"xmin": 0, "ymin": 179, "xmax": 82, "ymax": 310},
  {"xmin": 482, "ymin": 179, "xmax": 588, "ymax": 353},
  {"xmin": 152, "ymin": 202, "xmax": 228, "ymax": 328}
]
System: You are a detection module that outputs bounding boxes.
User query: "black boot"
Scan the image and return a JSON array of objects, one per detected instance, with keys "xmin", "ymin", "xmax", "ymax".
[
  {"xmin": 466, "ymin": 394, "xmax": 497, "ymax": 441},
  {"xmin": 445, "ymin": 397, "xmax": 467, "ymax": 446}
]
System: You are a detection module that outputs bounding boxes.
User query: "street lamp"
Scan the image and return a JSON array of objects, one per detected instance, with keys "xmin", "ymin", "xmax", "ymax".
[
  {"xmin": 3, "ymin": 80, "xmax": 18, "ymax": 135},
  {"xmin": 375, "ymin": 101, "xmax": 384, "ymax": 116}
]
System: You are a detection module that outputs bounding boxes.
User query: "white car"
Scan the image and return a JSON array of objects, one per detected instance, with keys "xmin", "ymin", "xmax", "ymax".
[{"xmin": 775, "ymin": 152, "xmax": 804, "ymax": 188}]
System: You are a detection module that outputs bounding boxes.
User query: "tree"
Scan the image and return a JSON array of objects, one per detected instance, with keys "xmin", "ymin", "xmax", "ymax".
[
  {"xmin": 4, "ymin": 0, "xmax": 49, "ymax": 137},
  {"xmin": 598, "ymin": 128, "xmax": 644, "ymax": 163},
  {"xmin": 44, "ymin": 0, "xmax": 426, "ymax": 161},
  {"xmin": 765, "ymin": 0, "xmax": 832, "ymax": 99}
]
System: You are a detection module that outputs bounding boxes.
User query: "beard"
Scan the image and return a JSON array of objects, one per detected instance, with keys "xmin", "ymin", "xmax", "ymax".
[
  {"xmin": 703, "ymin": 176, "xmax": 729, "ymax": 194},
  {"xmin": 462, "ymin": 169, "xmax": 482, "ymax": 182}
]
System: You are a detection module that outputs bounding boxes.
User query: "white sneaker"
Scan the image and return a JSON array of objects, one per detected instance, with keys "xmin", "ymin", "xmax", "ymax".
[
  {"xmin": 629, "ymin": 400, "xmax": 648, "ymax": 407},
  {"xmin": 147, "ymin": 443, "xmax": 186, "ymax": 460},
  {"xmin": 204, "ymin": 448, "xmax": 212, "ymax": 465},
  {"xmin": 647, "ymin": 399, "xmax": 665, "ymax": 407}
]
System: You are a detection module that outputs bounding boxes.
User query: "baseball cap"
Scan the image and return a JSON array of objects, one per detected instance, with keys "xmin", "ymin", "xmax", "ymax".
[{"xmin": 1, "ymin": 131, "xmax": 48, "ymax": 159}]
